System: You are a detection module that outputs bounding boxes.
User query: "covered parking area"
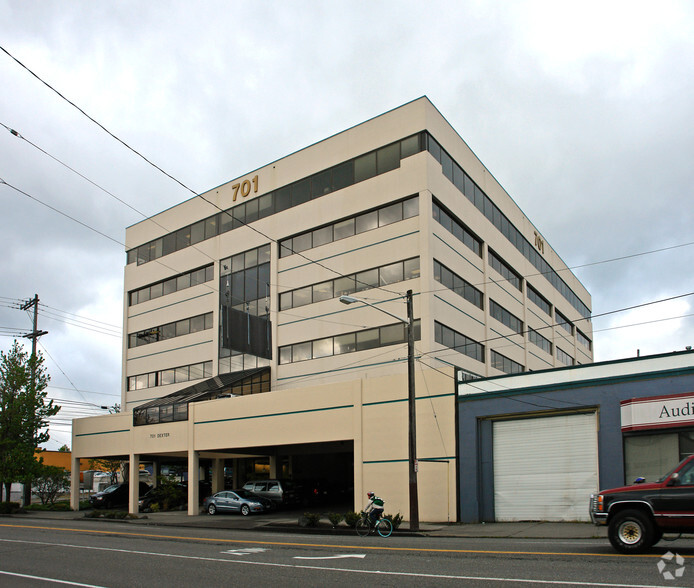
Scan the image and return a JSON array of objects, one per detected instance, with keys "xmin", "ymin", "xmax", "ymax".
[{"xmin": 71, "ymin": 368, "xmax": 457, "ymax": 522}]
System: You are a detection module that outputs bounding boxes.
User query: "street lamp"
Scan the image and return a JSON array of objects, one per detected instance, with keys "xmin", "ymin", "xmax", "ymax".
[{"xmin": 339, "ymin": 289, "xmax": 419, "ymax": 531}]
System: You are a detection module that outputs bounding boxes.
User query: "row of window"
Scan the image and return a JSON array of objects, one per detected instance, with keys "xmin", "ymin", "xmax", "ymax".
[
  {"xmin": 555, "ymin": 310, "xmax": 574, "ymax": 336},
  {"xmin": 278, "ymin": 319, "xmax": 421, "ymax": 365},
  {"xmin": 433, "ymin": 260, "xmax": 484, "ymax": 310},
  {"xmin": 489, "ymin": 299, "xmax": 523, "ymax": 334},
  {"xmin": 528, "ymin": 284, "xmax": 551, "ymax": 316},
  {"xmin": 431, "ymin": 199, "xmax": 482, "ymax": 257},
  {"xmin": 129, "ymin": 264, "xmax": 214, "ymax": 307},
  {"xmin": 220, "ymin": 243, "xmax": 271, "ymax": 276},
  {"xmin": 434, "ymin": 321, "xmax": 485, "ymax": 364},
  {"xmin": 280, "ymin": 196, "xmax": 418, "ymax": 258},
  {"xmin": 488, "ymin": 249, "xmax": 521, "ymax": 291},
  {"xmin": 133, "ymin": 403, "xmax": 188, "ymax": 426},
  {"xmin": 280, "ymin": 258, "xmax": 420, "ymax": 311},
  {"xmin": 127, "ymin": 361, "xmax": 213, "ymax": 391},
  {"xmin": 491, "ymin": 350, "xmax": 524, "ymax": 374},
  {"xmin": 127, "ymin": 134, "xmax": 424, "ymax": 266},
  {"xmin": 426, "ymin": 133, "xmax": 591, "ymax": 319},
  {"xmin": 128, "ymin": 312, "xmax": 213, "ymax": 348},
  {"xmin": 577, "ymin": 329, "xmax": 592, "ymax": 351},
  {"xmin": 528, "ymin": 327, "xmax": 553, "ymax": 355},
  {"xmin": 557, "ymin": 347, "xmax": 575, "ymax": 366},
  {"xmin": 433, "ymin": 197, "xmax": 593, "ymax": 350}
]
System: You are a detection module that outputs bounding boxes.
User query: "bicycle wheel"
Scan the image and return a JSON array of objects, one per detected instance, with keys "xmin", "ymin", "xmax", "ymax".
[
  {"xmin": 376, "ymin": 518, "xmax": 393, "ymax": 538},
  {"xmin": 355, "ymin": 517, "xmax": 371, "ymax": 537}
]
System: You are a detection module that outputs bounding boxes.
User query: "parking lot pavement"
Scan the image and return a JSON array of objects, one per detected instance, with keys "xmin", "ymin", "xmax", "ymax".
[{"xmin": 10, "ymin": 508, "xmax": 607, "ymax": 539}]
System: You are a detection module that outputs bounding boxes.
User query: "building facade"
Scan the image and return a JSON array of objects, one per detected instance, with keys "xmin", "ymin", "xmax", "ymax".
[
  {"xmin": 457, "ymin": 350, "xmax": 694, "ymax": 523},
  {"xmin": 71, "ymin": 97, "xmax": 593, "ymax": 520}
]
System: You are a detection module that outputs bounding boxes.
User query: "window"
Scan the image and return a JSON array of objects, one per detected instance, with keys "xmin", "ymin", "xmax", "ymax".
[
  {"xmin": 491, "ymin": 350, "xmax": 524, "ymax": 374},
  {"xmin": 527, "ymin": 284, "xmax": 551, "ymax": 316},
  {"xmin": 528, "ymin": 327, "xmax": 552, "ymax": 354},
  {"xmin": 280, "ymin": 258, "xmax": 419, "ymax": 311},
  {"xmin": 557, "ymin": 347, "xmax": 575, "ymax": 366},
  {"xmin": 127, "ymin": 361, "xmax": 213, "ymax": 391},
  {"xmin": 278, "ymin": 319, "xmax": 421, "ymax": 364},
  {"xmin": 488, "ymin": 249, "xmax": 522, "ymax": 291},
  {"xmin": 434, "ymin": 321, "xmax": 485, "ymax": 363},
  {"xmin": 577, "ymin": 329, "xmax": 592, "ymax": 350},
  {"xmin": 128, "ymin": 264, "xmax": 214, "ymax": 307},
  {"xmin": 432, "ymin": 199, "xmax": 482, "ymax": 257},
  {"xmin": 433, "ymin": 260, "xmax": 483, "ymax": 310},
  {"xmin": 128, "ymin": 313, "xmax": 213, "ymax": 349},
  {"xmin": 489, "ymin": 300, "xmax": 523, "ymax": 334},
  {"xmin": 279, "ymin": 196, "xmax": 418, "ymax": 258},
  {"xmin": 556, "ymin": 310, "xmax": 574, "ymax": 336}
]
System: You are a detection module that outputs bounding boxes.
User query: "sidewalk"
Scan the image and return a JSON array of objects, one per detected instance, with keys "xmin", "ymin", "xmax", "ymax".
[{"xmin": 8, "ymin": 509, "xmax": 607, "ymax": 539}]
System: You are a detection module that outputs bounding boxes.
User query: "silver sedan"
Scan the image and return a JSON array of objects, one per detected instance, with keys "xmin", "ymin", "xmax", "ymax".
[{"xmin": 203, "ymin": 489, "xmax": 272, "ymax": 516}]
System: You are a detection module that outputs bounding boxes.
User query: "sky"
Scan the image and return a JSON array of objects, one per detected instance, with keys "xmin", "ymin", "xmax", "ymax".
[{"xmin": 1, "ymin": 0, "xmax": 693, "ymax": 450}]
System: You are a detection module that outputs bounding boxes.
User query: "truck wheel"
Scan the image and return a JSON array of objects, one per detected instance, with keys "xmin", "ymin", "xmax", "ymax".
[{"xmin": 608, "ymin": 509, "xmax": 654, "ymax": 553}]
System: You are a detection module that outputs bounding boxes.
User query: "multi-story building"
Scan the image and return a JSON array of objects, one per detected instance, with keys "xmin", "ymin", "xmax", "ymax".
[{"xmin": 71, "ymin": 97, "xmax": 592, "ymax": 521}]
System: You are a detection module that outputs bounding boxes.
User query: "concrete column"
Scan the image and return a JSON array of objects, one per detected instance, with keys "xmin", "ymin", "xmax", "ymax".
[
  {"xmin": 187, "ymin": 449, "xmax": 199, "ymax": 515},
  {"xmin": 70, "ymin": 456, "xmax": 80, "ymax": 511},
  {"xmin": 151, "ymin": 460, "xmax": 159, "ymax": 487},
  {"xmin": 128, "ymin": 453, "xmax": 140, "ymax": 515},
  {"xmin": 212, "ymin": 459, "xmax": 224, "ymax": 494},
  {"xmin": 269, "ymin": 454, "xmax": 278, "ymax": 478}
]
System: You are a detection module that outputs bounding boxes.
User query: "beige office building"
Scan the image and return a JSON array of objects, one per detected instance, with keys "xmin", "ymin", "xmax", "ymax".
[{"xmin": 71, "ymin": 97, "xmax": 592, "ymax": 522}]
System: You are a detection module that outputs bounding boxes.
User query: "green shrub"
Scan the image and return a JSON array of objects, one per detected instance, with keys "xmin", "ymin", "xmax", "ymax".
[
  {"xmin": 343, "ymin": 511, "xmax": 361, "ymax": 527},
  {"xmin": 0, "ymin": 502, "xmax": 22, "ymax": 514},
  {"xmin": 384, "ymin": 512, "xmax": 403, "ymax": 530},
  {"xmin": 327, "ymin": 512, "xmax": 343, "ymax": 526},
  {"xmin": 302, "ymin": 512, "xmax": 321, "ymax": 527},
  {"xmin": 24, "ymin": 499, "xmax": 72, "ymax": 512}
]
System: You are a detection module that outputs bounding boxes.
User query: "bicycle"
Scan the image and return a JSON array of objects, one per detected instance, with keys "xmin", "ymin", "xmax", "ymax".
[{"xmin": 355, "ymin": 511, "xmax": 393, "ymax": 538}]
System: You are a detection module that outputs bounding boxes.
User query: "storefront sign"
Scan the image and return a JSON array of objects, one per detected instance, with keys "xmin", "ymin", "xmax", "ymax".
[{"xmin": 621, "ymin": 392, "xmax": 694, "ymax": 432}]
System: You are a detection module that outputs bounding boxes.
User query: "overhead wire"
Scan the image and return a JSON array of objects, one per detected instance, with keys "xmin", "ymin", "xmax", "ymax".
[{"xmin": 4, "ymin": 43, "xmax": 693, "ymax": 413}]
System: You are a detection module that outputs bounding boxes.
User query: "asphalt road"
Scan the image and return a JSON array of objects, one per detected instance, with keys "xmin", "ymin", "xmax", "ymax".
[{"xmin": 1, "ymin": 519, "xmax": 694, "ymax": 587}]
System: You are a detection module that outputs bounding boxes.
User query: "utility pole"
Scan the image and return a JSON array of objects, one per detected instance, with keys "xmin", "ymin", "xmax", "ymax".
[
  {"xmin": 406, "ymin": 289, "xmax": 419, "ymax": 531},
  {"xmin": 20, "ymin": 294, "xmax": 48, "ymax": 506}
]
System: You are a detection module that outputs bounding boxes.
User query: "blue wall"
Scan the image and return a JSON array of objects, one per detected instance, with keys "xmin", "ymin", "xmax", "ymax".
[{"xmin": 457, "ymin": 365, "xmax": 694, "ymax": 523}]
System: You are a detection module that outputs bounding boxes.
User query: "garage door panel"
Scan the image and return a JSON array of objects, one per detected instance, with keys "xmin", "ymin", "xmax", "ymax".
[{"xmin": 493, "ymin": 413, "xmax": 598, "ymax": 522}]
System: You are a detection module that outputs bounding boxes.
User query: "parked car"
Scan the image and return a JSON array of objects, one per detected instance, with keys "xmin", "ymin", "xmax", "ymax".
[
  {"xmin": 242, "ymin": 479, "xmax": 299, "ymax": 507},
  {"xmin": 203, "ymin": 489, "xmax": 272, "ymax": 516},
  {"xmin": 89, "ymin": 482, "xmax": 151, "ymax": 509},
  {"xmin": 590, "ymin": 454, "xmax": 694, "ymax": 553}
]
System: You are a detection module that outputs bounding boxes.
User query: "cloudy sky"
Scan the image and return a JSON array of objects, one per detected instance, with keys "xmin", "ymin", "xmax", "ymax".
[{"xmin": 1, "ymin": 1, "xmax": 693, "ymax": 449}]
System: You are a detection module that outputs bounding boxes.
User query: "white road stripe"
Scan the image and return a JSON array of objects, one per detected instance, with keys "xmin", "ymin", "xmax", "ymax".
[
  {"xmin": 0, "ymin": 538, "xmax": 666, "ymax": 587},
  {"xmin": 0, "ymin": 570, "xmax": 107, "ymax": 587}
]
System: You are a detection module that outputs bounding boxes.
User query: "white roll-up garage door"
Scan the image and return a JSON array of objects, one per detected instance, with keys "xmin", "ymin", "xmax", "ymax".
[{"xmin": 493, "ymin": 412, "xmax": 598, "ymax": 521}]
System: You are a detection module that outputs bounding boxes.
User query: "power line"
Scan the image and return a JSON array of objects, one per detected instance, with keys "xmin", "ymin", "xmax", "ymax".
[
  {"xmin": 0, "ymin": 44, "xmax": 198, "ymax": 196},
  {"xmin": 0, "ymin": 178, "xmax": 124, "ymax": 245}
]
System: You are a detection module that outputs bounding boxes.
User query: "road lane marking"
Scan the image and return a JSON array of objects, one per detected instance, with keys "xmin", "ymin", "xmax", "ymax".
[
  {"xmin": 221, "ymin": 547, "xmax": 268, "ymax": 556},
  {"xmin": 0, "ymin": 522, "xmax": 683, "ymax": 559},
  {"xmin": 294, "ymin": 554, "xmax": 366, "ymax": 560},
  {"xmin": 0, "ymin": 570, "xmax": 107, "ymax": 587},
  {"xmin": 0, "ymin": 538, "xmax": 672, "ymax": 587}
]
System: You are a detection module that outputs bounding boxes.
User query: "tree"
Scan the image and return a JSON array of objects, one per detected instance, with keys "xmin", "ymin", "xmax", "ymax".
[
  {"xmin": 0, "ymin": 340, "xmax": 58, "ymax": 500},
  {"xmin": 88, "ymin": 458, "xmax": 123, "ymax": 486},
  {"xmin": 33, "ymin": 464, "xmax": 69, "ymax": 505},
  {"xmin": 88, "ymin": 403, "xmax": 123, "ymax": 485},
  {"xmin": 58, "ymin": 444, "xmax": 70, "ymax": 452}
]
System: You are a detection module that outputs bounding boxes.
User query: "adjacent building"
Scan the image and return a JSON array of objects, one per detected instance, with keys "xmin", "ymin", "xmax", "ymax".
[{"xmin": 71, "ymin": 96, "xmax": 593, "ymax": 520}]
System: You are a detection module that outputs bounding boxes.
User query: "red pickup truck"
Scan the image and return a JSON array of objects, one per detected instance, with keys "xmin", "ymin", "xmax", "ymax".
[{"xmin": 590, "ymin": 455, "xmax": 694, "ymax": 553}]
